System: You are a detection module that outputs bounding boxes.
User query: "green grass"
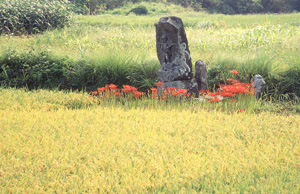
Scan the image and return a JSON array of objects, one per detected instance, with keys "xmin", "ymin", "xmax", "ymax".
[{"xmin": 1, "ymin": 13, "xmax": 299, "ymax": 65}]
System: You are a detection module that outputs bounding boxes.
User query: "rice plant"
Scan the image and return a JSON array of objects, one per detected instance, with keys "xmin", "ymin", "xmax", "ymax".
[{"xmin": 0, "ymin": 88, "xmax": 299, "ymax": 193}]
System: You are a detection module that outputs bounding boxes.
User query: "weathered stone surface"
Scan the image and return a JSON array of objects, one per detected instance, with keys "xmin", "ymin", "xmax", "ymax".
[
  {"xmin": 155, "ymin": 16, "xmax": 193, "ymax": 82},
  {"xmin": 195, "ymin": 60, "xmax": 208, "ymax": 92},
  {"xmin": 157, "ymin": 79, "xmax": 199, "ymax": 99},
  {"xmin": 251, "ymin": 74, "xmax": 266, "ymax": 99}
]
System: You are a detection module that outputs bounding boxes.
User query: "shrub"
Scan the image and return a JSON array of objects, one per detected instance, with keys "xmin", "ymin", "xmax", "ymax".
[
  {"xmin": 0, "ymin": 50, "xmax": 69, "ymax": 89},
  {"xmin": 127, "ymin": 5, "xmax": 148, "ymax": 15},
  {"xmin": 0, "ymin": 0, "xmax": 73, "ymax": 35}
]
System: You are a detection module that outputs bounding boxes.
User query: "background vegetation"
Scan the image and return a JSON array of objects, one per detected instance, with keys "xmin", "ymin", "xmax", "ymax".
[
  {"xmin": 0, "ymin": 0, "xmax": 73, "ymax": 35},
  {"xmin": 1, "ymin": 8, "xmax": 300, "ymax": 99},
  {"xmin": 69, "ymin": 0, "xmax": 300, "ymax": 14}
]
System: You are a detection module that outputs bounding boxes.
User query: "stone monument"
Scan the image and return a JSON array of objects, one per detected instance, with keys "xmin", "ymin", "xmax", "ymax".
[
  {"xmin": 155, "ymin": 16, "xmax": 208, "ymax": 97},
  {"xmin": 251, "ymin": 74, "xmax": 266, "ymax": 99}
]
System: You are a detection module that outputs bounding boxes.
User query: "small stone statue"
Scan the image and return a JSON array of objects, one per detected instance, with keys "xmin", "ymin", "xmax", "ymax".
[{"xmin": 251, "ymin": 74, "xmax": 266, "ymax": 99}]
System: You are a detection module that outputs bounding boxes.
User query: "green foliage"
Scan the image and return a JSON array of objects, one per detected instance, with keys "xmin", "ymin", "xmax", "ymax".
[
  {"xmin": 64, "ymin": 52, "xmax": 159, "ymax": 91},
  {"xmin": 127, "ymin": 5, "xmax": 148, "ymax": 15},
  {"xmin": 0, "ymin": 0, "xmax": 73, "ymax": 35},
  {"xmin": 273, "ymin": 65, "xmax": 300, "ymax": 98},
  {"xmin": 0, "ymin": 50, "xmax": 69, "ymax": 89},
  {"xmin": 66, "ymin": 52, "xmax": 135, "ymax": 91},
  {"xmin": 129, "ymin": 60, "xmax": 160, "ymax": 91},
  {"xmin": 183, "ymin": 0, "xmax": 299, "ymax": 14},
  {"xmin": 103, "ymin": 2, "xmax": 186, "ymax": 15},
  {"xmin": 0, "ymin": 49, "xmax": 159, "ymax": 92}
]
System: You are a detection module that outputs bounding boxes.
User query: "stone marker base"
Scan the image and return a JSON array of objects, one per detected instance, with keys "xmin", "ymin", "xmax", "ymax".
[{"xmin": 158, "ymin": 78, "xmax": 199, "ymax": 99}]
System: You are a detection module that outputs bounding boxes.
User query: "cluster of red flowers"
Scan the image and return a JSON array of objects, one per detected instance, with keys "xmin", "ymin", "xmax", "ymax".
[
  {"xmin": 91, "ymin": 81, "xmax": 191, "ymax": 101},
  {"xmin": 91, "ymin": 84, "xmax": 145, "ymax": 98},
  {"xmin": 203, "ymin": 70, "xmax": 254, "ymax": 103},
  {"xmin": 154, "ymin": 82, "xmax": 191, "ymax": 100},
  {"xmin": 91, "ymin": 70, "xmax": 254, "ymax": 105},
  {"xmin": 202, "ymin": 79, "xmax": 253, "ymax": 102}
]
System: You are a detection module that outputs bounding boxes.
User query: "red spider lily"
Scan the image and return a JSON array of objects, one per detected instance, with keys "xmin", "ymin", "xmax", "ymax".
[
  {"xmin": 165, "ymin": 87, "xmax": 178, "ymax": 96},
  {"xmin": 122, "ymin": 85, "xmax": 130, "ymax": 88},
  {"xmin": 220, "ymin": 84, "xmax": 250, "ymax": 94},
  {"xmin": 122, "ymin": 88, "xmax": 131, "ymax": 94},
  {"xmin": 173, "ymin": 91, "xmax": 181, "ymax": 96},
  {"xmin": 150, "ymin": 88, "xmax": 158, "ymax": 98},
  {"xmin": 243, "ymin": 83, "xmax": 251, "ymax": 87},
  {"xmin": 172, "ymin": 89, "xmax": 187, "ymax": 96},
  {"xmin": 230, "ymin": 70, "xmax": 239, "ymax": 74},
  {"xmin": 115, "ymin": 92, "xmax": 121, "ymax": 95},
  {"xmin": 130, "ymin": 86, "xmax": 138, "ymax": 91},
  {"xmin": 237, "ymin": 109, "xmax": 245, "ymax": 113},
  {"xmin": 91, "ymin": 91, "xmax": 98, "ymax": 96},
  {"xmin": 155, "ymin": 82, "xmax": 164, "ymax": 87},
  {"xmin": 231, "ymin": 80, "xmax": 240, "ymax": 84},
  {"xmin": 206, "ymin": 92, "xmax": 219, "ymax": 97},
  {"xmin": 177, "ymin": 89, "xmax": 187, "ymax": 94},
  {"xmin": 150, "ymin": 87, "xmax": 157, "ymax": 93},
  {"xmin": 168, "ymin": 87, "xmax": 177, "ymax": 91},
  {"xmin": 107, "ymin": 84, "xmax": 118, "ymax": 90},
  {"xmin": 220, "ymin": 92, "xmax": 235, "ymax": 97},
  {"xmin": 230, "ymin": 99, "xmax": 236, "ymax": 102},
  {"xmin": 226, "ymin": 78, "xmax": 233, "ymax": 82},
  {"xmin": 210, "ymin": 97, "xmax": 220, "ymax": 102},
  {"xmin": 97, "ymin": 87, "xmax": 108, "ymax": 92},
  {"xmin": 122, "ymin": 85, "xmax": 138, "ymax": 94},
  {"xmin": 200, "ymin": 90, "xmax": 207, "ymax": 95},
  {"xmin": 133, "ymin": 91, "xmax": 143, "ymax": 98}
]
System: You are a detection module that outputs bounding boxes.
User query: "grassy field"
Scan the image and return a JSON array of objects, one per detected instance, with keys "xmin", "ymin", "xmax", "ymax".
[
  {"xmin": 1, "ymin": 11, "xmax": 300, "ymax": 96},
  {"xmin": 0, "ymin": 89, "xmax": 300, "ymax": 193},
  {"xmin": 1, "ymin": 5, "xmax": 300, "ymax": 193},
  {"xmin": 1, "ymin": 12, "xmax": 300, "ymax": 65}
]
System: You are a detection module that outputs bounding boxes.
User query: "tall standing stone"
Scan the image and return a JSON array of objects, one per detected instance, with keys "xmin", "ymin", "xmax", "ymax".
[
  {"xmin": 155, "ymin": 16, "xmax": 193, "ymax": 82},
  {"xmin": 155, "ymin": 16, "xmax": 200, "ymax": 97}
]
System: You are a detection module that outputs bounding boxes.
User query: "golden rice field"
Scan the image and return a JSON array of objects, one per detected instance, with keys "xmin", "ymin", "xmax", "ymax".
[{"xmin": 0, "ymin": 89, "xmax": 300, "ymax": 193}]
